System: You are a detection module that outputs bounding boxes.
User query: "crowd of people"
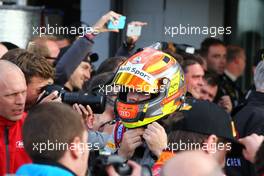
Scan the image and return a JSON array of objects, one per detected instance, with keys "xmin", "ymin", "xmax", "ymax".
[{"xmin": 0, "ymin": 11, "xmax": 263, "ymax": 176}]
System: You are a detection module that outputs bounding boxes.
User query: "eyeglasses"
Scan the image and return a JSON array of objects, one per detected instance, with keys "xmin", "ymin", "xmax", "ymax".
[{"xmin": 98, "ymin": 119, "xmax": 116, "ymax": 132}]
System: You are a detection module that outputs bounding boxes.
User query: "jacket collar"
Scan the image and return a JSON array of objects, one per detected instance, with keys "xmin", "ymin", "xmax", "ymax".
[
  {"xmin": 224, "ymin": 70, "xmax": 237, "ymax": 82},
  {"xmin": 34, "ymin": 160, "xmax": 77, "ymax": 176}
]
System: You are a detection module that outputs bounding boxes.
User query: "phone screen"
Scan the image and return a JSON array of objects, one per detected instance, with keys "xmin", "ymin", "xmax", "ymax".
[
  {"xmin": 107, "ymin": 16, "xmax": 126, "ymax": 29},
  {"xmin": 126, "ymin": 24, "xmax": 142, "ymax": 37},
  {"xmin": 185, "ymin": 47, "xmax": 195, "ymax": 54}
]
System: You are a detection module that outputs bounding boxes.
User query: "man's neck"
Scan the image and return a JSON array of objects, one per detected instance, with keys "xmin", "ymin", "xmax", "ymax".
[
  {"xmin": 224, "ymin": 69, "xmax": 237, "ymax": 82},
  {"xmin": 64, "ymin": 82, "xmax": 73, "ymax": 91}
]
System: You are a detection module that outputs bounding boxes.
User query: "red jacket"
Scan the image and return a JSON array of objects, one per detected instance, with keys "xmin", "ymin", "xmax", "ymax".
[{"xmin": 0, "ymin": 113, "xmax": 31, "ymax": 175}]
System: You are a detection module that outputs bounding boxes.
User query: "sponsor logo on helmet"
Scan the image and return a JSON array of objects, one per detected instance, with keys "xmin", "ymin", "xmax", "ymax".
[
  {"xmin": 132, "ymin": 56, "xmax": 142, "ymax": 64},
  {"xmin": 118, "ymin": 62, "xmax": 156, "ymax": 84},
  {"xmin": 119, "ymin": 110, "xmax": 131, "ymax": 118}
]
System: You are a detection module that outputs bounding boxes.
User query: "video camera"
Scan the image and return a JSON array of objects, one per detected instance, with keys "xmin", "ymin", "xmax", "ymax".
[
  {"xmin": 91, "ymin": 155, "xmax": 152, "ymax": 176},
  {"xmin": 38, "ymin": 84, "xmax": 106, "ymax": 114}
]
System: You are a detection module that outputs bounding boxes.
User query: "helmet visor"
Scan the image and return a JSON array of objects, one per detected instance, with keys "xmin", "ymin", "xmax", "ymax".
[{"xmin": 112, "ymin": 70, "xmax": 159, "ymax": 93}]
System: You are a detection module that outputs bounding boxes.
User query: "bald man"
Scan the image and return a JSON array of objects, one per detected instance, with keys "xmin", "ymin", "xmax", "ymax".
[
  {"xmin": 0, "ymin": 43, "xmax": 8, "ymax": 58},
  {"xmin": 161, "ymin": 151, "xmax": 223, "ymax": 176},
  {"xmin": 0, "ymin": 60, "xmax": 31, "ymax": 175}
]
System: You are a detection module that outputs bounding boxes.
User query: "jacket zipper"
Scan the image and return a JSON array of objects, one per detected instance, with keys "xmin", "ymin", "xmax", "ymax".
[{"xmin": 4, "ymin": 126, "xmax": 10, "ymax": 173}]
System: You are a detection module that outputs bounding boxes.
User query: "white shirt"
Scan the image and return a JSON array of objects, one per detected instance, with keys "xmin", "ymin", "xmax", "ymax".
[{"xmin": 224, "ymin": 70, "xmax": 237, "ymax": 82}]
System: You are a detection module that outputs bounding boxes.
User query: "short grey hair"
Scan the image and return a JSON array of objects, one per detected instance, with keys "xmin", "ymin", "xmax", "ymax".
[{"xmin": 254, "ymin": 60, "xmax": 264, "ymax": 90}]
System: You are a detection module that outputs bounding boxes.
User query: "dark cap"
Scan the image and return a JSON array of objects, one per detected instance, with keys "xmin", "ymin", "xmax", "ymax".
[
  {"xmin": 176, "ymin": 99, "xmax": 238, "ymax": 143},
  {"xmin": 55, "ymin": 45, "xmax": 98, "ymax": 66},
  {"xmin": 1, "ymin": 42, "xmax": 19, "ymax": 50}
]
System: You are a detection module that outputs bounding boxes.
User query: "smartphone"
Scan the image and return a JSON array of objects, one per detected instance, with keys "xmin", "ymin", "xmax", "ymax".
[
  {"xmin": 126, "ymin": 24, "xmax": 142, "ymax": 37},
  {"xmin": 185, "ymin": 47, "xmax": 195, "ymax": 54},
  {"xmin": 107, "ymin": 16, "xmax": 126, "ymax": 29}
]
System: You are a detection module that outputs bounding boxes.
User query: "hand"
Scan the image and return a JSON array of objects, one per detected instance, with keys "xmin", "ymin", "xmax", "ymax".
[
  {"xmin": 118, "ymin": 128, "xmax": 144, "ymax": 159},
  {"xmin": 106, "ymin": 160, "xmax": 142, "ymax": 176},
  {"xmin": 128, "ymin": 21, "xmax": 147, "ymax": 27},
  {"xmin": 38, "ymin": 90, "xmax": 62, "ymax": 104},
  {"xmin": 143, "ymin": 122, "xmax": 167, "ymax": 157},
  {"xmin": 239, "ymin": 133, "xmax": 264, "ymax": 163},
  {"xmin": 126, "ymin": 21, "xmax": 147, "ymax": 44},
  {"xmin": 218, "ymin": 95, "xmax": 232, "ymax": 113},
  {"xmin": 92, "ymin": 11, "xmax": 122, "ymax": 33},
  {"xmin": 72, "ymin": 104, "xmax": 94, "ymax": 128}
]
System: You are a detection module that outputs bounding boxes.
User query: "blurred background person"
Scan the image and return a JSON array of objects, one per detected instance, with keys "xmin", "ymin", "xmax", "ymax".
[
  {"xmin": 200, "ymin": 71, "xmax": 219, "ymax": 102},
  {"xmin": 220, "ymin": 45, "xmax": 246, "ymax": 110},
  {"xmin": 182, "ymin": 54, "xmax": 204, "ymax": 99},
  {"xmin": 200, "ymin": 37, "xmax": 226, "ymax": 75}
]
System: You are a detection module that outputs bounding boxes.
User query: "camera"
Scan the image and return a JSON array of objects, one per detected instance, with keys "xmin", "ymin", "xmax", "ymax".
[
  {"xmin": 91, "ymin": 155, "xmax": 152, "ymax": 176},
  {"xmin": 38, "ymin": 84, "xmax": 106, "ymax": 114}
]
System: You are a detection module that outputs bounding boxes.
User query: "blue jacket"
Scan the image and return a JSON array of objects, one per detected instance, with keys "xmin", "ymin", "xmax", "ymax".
[{"xmin": 16, "ymin": 163, "xmax": 75, "ymax": 176}]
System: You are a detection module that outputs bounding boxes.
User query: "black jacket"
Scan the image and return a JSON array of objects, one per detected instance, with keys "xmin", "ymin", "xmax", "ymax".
[
  {"xmin": 225, "ymin": 91, "xmax": 264, "ymax": 176},
  {"xmin": 234, "ymin": 91, "xmax": 264, "ymax": 137},
  {"xmin": 215, "ymin": 73, "xmax": 244, "ymax": 110}
]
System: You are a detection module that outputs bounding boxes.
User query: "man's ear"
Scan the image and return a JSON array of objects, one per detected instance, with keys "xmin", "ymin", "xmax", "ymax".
[
  {"xmin": 203, "ymin": 134, "xmax": 218, "ymax": 154},
  {"xmin": 70, "ymin": 136, "xmax": 82, "ymax": 159},
  {"xmin": 86, "ymin": 115, "xmax": 95, "ymax": 129}
]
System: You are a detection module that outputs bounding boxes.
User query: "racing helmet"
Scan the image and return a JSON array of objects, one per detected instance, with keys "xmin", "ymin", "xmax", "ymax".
[{"xmin": 113, "ymin": 47, "xmax": 186, "ymax": 128}]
